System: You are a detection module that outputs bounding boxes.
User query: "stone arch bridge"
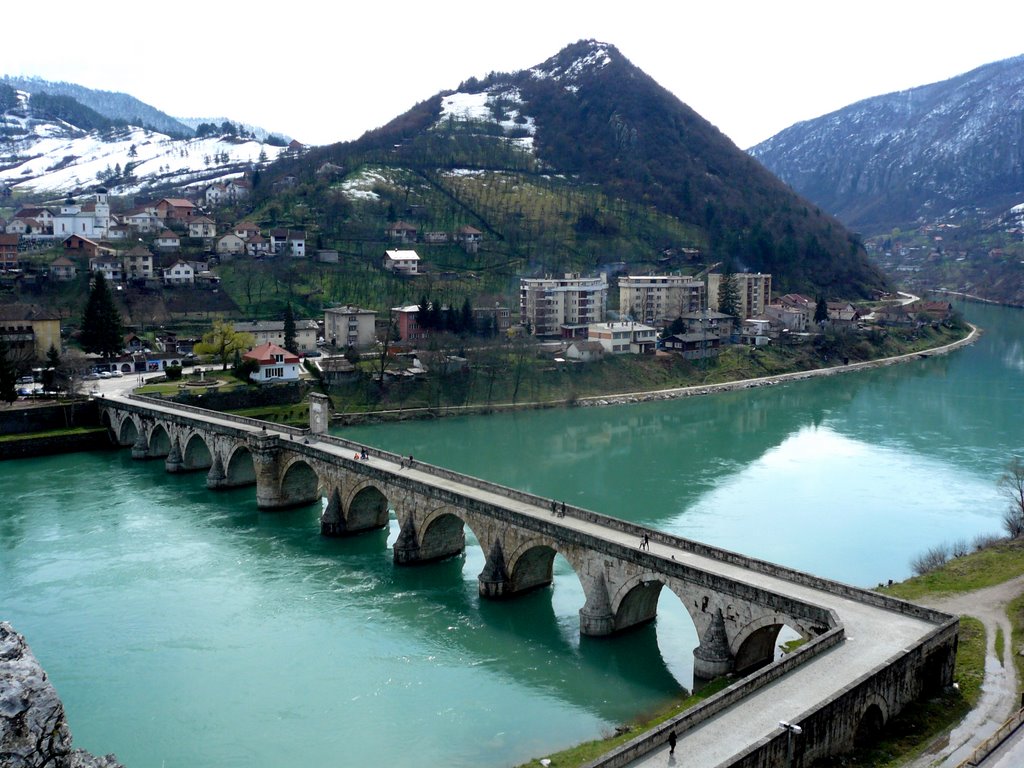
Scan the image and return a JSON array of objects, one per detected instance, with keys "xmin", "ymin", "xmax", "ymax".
[{"xmin": 97, "ymin": 393, "xmax": 957, "ymax": 768}]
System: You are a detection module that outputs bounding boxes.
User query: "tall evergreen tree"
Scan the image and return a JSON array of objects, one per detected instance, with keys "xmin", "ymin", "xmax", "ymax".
[
  {"xmin": 460, "ymin": 298, "xmax": 475, "ymax": 336},
  {"xmin": 814, "ymin": 297, "xmax": 829, "ymax": 325},
  {"xmin": 716, "ymin": 266, "xmax": 741, "ymax": 320},
  {"xmin": 283, "ymin": 303, "xmax": 297, "ymax": 353},
  {"xmin": 417, "ymin": 295, "xmax": 431, "ymax": 330},
  {"xmin": 0, "ymin": 336, "xmax": 17, "ymax": 404},
  {"xmin": 80, "ymin": 272, "xmax": 124, "ymax": 359},
  {"xmin": 41, "ymin": 344, "xmax": 60, "ymax": 391}
]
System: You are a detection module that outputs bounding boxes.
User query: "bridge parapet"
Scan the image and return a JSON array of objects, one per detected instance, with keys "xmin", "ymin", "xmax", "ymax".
[{"xmin": 311, "ymin": 430, "xmax": 946, "ymax": 628}]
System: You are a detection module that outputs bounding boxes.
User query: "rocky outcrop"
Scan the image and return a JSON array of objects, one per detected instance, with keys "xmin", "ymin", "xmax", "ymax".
[{"xmin": 0, "ymin": 622, "xmax": 124, "ymax": 768}]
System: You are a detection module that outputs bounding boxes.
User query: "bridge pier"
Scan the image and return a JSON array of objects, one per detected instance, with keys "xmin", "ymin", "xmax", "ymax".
[
  {"xmin": 165, "ymin": 441, "xmax": 183, "ymax": 473},
  {"xmin": 393, "ymin": 518, "xmax": 421, "ymax": 565},
  {"xmin": 478, "ymin": 539, "xmax": 511, "ymax": 598},
  {"xmin": 693, "ymin": 608, "xmax": 735, "ymax": 680},
  {"xmin": 206, "ymin": 455, "xmax": 227, "ymax": 488},
  {"xmin": 320, "ymin": 488, "xmax": 348, "ymax": 536},
  {"xmin": 579, "ymin": 573, "xmax": 615, "ymax": 635},
  {"xmin": 130, "ymin": 432, "xmax": 149, "ymax": 460}
]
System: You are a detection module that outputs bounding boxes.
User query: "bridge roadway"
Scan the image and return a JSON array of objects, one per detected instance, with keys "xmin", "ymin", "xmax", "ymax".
[{"xmin": 99, "ymin": 394, "xmax": 953, "ymax": 767}]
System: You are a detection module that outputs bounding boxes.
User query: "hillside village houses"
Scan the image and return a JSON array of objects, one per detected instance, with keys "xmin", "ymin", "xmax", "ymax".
[
  {"xmin": 387, "ymin": 221, "xmax": 485, "ymax": 253},
  {"xmin": 203, "ymin": 179, "xmax": 250, "ymax": 207}
]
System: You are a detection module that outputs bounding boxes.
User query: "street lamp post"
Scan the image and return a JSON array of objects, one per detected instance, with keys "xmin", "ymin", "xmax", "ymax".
[{"xmin": 779, "ymin": 721, "xmax": 802, "ymax": 768}]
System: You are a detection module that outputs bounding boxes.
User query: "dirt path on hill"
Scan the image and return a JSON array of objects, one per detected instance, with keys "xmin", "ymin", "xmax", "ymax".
[{"xmin": 904, "ymin": 576, "xmax": 1024, "ymax": 767}]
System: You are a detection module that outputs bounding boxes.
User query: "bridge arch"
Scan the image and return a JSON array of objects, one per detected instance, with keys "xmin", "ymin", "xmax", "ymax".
[
  {"xmin": 346, "ymin": 483, "xmax": 390, "ymax": 532},
  {"xmin": 117, "ymin": 416, "xmax": 140, "ymax": 447},
  {"xmin": 278, "ymin": 457, "xmax": 321, "ymax": 508},
  {"xmin": 146, "ymin": 423, "xmax": 172, "ymax": 458},
  {"xmin": 223, "ymin": 445, "xmax": 256, "ymax": 487},
  {"xmin": 853, "ymin": 697, "xmax": 889, "ymax": 748},
  {"xmin": 609, "ymin": 573, "xmax": 671, "ymax": 633},
  {"xmin": 504, "ymin": 537, "xmax": 575, "ymax": 596},
  {"xmin": 731, "ymin": 614, "xmax": 811, "ymax": 674},
  {"xmin": 181, "ymin": 433, "xmax": 213, "ymax": 471},
  {"xmin": 418, "ymin": 506, "xmax": 470, "ymax": 559}
]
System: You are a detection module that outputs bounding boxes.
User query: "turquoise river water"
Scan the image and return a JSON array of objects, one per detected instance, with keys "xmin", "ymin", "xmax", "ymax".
[{"xmin": 1, "ymin": 300, "xmax": 1022, "ymax": 767}]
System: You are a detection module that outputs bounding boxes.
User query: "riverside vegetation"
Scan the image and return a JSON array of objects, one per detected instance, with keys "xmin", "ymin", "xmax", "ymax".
[{"xmin": 326, "ymin": 321, "xmax": 969, "ymax": 416}]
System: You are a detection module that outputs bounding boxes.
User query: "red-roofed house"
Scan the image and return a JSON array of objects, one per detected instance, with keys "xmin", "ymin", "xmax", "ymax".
[
  {"xmin": 154, "ymin": 198, "xmax": 196, "ymax": 221},
  {"xmin": 243, "ymin": 342, "xmax": 300, "ymax": 383},
  {"xmin": 387, "ymin": 221, "xmax": 418, "ymax": 244},
  {"xmin": 455, "ymin": 225, "xmax": 483, "ymax": 253},
  {"xmin": 0, "ymin": 233, "xmax": 19, "ymax": 271},
  {"xmin": 155, "ymin": 230, "xmax": 181, "ymax": 249},
  {"xmin": 50, "ymin": 256, "xmax": 77, "ymax": 281}
]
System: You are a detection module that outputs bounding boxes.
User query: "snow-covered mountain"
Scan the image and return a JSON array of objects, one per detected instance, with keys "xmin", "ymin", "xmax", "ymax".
[
  {"xmin": 0, "ymin": 83, "xmax": 289, "ymax": 195},
  {"xmin": 749, "ymin": 54, "xmax": 1024, "ymax": 233}
]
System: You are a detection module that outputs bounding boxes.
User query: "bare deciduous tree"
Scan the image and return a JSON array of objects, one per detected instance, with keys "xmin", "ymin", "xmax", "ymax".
[{"xmin": 999, "ymin": 457, "xmax": 1024, "ymax": 538}]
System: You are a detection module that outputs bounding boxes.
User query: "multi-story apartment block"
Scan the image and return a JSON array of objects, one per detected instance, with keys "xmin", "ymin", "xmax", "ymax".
[
  {"xmin": 618, "ymin": 275, "xmax": 706, "ymax": 326},
  {"xmin": 519, "ymin": 274, "xmax": 607, "ymax": 338},
  {"xmin": 324, "ymin": 305, "xmax": 377, "ymax": 349},
  {"xmin": 707, "ymin": 272, "xmax": 772, "ymax": 319},
  {"xmin": 234, "ymin": 319, "xmax": 320, "ymax": 353}
]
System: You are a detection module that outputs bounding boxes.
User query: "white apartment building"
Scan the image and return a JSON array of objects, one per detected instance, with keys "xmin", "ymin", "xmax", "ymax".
[
  {"xmin": 618, "ymin": 275, "xmax": 706, "ymax": 326},
  {"xmin": 707, "ymin": 272, "xmax": 772, "ymax": 319},
  {"xmin": 588, "ymin": 321, "xmax": 657, "ymax": 354},
  {"xmin": 519, "ymin": 273, "xmax": 607, "ymax": 338},
  {"xmin": 324, "ymin": 305, "xmax": 377, "ymax": 349},
  {"xmin": 234, "ymin": 319, "xmax": 320, "ymax": 353}
]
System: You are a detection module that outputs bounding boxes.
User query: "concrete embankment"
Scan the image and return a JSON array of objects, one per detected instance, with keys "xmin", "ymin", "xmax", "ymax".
[{"xmin": 577, "ymin": 325, "xmax": 979, "ymax": 408}]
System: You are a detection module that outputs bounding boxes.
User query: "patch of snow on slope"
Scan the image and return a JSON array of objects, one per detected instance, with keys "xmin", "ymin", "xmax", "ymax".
[
  {"xmin": 0, "ymin": 126, "xmax": 285, "ymax": 193},
  {"xmin": 439, "ymin": 91, "xmax": 491, "ymax": 123},
  {"xmin": 530, "ymin": 42, "xmax": 612, "ymax": 83},
  {"xmin": 340, "ymin": 168, "xmax": 388, "ymax": 200},
  {"xmin": 435, "ymin": 87, "xmax": 536, "ymax": 141}
]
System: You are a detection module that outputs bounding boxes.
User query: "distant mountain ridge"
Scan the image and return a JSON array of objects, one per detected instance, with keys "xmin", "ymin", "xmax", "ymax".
[
  {"xmin": 2, "ymin": 75, "xmax": 194, "ymax": 137},
  {"xmin": 749, "ymin": 54, "xmax": 1024, "ymax": 233},
  {"xmin": 0, "ymin": 80, "xmax": 288, "ymax": 196},
  {"xmin": 266, "ymin": 40, "xmax": 887, "ymax": 299}
]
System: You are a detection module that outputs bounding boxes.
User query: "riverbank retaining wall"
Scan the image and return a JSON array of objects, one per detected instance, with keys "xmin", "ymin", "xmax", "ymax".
[{"xmin": 0, "ymin": 399, "xmax": 98, "ymax": 434}]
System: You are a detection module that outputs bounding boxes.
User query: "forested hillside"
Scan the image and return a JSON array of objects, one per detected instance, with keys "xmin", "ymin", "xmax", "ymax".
[{"xmin": 258, "ymin": 40, "xmax": 888, "ymax": 299}]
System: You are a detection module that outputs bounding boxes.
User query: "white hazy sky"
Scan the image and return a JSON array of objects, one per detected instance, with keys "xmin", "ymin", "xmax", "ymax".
[{"xmin": 3, "ymin": 1, "xmax": 1021, "ymax": 150}]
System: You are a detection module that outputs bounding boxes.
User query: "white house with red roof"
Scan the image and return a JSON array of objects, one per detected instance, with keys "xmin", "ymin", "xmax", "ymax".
[{"xmin": 243, "ymin": 342, "xmax": 300, "ymax": 383}]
